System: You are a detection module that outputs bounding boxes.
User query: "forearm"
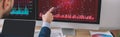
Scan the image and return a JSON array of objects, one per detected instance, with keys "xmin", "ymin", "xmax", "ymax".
[
  {"xmin": 39, "ymin": 27, "xmax": 51, "ymax": 37},
  {"xmin": 42, "ymin": 22, "xmax": 51, "ymax": 28},
  {"xmin": 39, "ymin": 22, "xmax": 51, "ymax": 37}
]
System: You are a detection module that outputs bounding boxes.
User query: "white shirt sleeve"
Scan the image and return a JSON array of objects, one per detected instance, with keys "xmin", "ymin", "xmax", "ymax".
[{"xmin": 42, "ymin": 22, "xmax": 50, "ymax": 28}]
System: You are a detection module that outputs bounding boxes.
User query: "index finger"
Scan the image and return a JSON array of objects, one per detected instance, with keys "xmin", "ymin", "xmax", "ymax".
[{"xmin": 46, "ymin": 7, "xmax": 55, "ymax": 14}]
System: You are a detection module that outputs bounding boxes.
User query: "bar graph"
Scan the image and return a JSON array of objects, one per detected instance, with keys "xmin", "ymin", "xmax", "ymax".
[
  {"xmin": 4, "ymin": 0, "xmax": 35, "ymax": 20},
  {"xmin": 10, "ymin": 6, "xmax": 29, "ymax": 15},
  {"xmin": 10, "ymin": 0, "xmax": 32, "ymax": 15}
]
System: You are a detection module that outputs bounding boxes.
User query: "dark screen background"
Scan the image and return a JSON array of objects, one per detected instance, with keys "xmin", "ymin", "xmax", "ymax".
[
  {"xmin": 37, "ymin": 0, "xmax": 101, "ymax": 24},
  {"xmin": 2, "ymin": 20, "xmax": 35, "ymax": 37}
]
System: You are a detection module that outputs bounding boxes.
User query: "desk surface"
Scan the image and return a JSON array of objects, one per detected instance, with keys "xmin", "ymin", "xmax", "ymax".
[
  {"xmin": 35, "ymin": 26, "xmax": 120, "ymax": 37},
  {"xmin": 0, "ymin": 25, "xmax": 120, "ymax": 37},
  {"xmin": 75, "ymin": 30, "xmax": 120, "ymax": 37}
]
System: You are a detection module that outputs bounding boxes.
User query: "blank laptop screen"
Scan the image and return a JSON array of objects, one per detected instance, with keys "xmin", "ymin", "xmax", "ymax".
[{"xmin": 2, "ymin": 20, "xmax": 35, "ymax": 37}]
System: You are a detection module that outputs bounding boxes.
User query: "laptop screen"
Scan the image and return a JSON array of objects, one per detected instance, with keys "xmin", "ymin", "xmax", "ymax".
[{"xmin": 2, "ymin": 20, "xmax": 35, "ymax": 37}]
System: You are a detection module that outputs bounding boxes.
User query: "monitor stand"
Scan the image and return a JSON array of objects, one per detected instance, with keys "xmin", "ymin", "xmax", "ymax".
[{"xmin": 62, "ymin": 28, "xmax": 75, "ymax": 36}]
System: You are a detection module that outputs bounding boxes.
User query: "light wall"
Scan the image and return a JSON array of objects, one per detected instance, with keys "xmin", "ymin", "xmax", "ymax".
[{"xmin": 100, "ymin": 0, "xmax": 120, "ymax": 30}]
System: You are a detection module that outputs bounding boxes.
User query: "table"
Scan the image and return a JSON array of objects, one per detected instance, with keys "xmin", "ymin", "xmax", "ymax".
[{"xmin": 35, "ymin": 26, "xmax": 120, "ymax": 37}]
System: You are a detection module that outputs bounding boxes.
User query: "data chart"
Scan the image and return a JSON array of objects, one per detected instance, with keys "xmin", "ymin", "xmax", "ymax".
[
  {"xmin": 37, "ymin": 0, "xmax": 101, "ymax": 24},
  {"xmin": 4, "ymin": 0, "xmax": 35, "ymax": 20},
  {"xmin": 10, "ymin": 0, "xmax": 32, "ymax": 15}
]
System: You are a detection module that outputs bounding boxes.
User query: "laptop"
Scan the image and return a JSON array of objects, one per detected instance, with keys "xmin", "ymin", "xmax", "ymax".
[{"xmin": 2, "ymin": 19, "xmax": 36, "ymax": 37}]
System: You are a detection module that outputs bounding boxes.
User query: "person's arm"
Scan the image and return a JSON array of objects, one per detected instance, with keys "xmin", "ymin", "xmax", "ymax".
[
  {"xmin": 39, "ymin": 7, "xmax": 54, "ymax": 37},
  {"xmin": 39, "ymin": 22, "xmax": 51, "ymax": 37}
]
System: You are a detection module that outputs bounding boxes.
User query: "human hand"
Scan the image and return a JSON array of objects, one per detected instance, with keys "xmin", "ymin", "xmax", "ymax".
[
  {"xmin": 0, "ymin": 0, "xmax": 14, "ymax": 18},
  {"xmin": 42, "ymin": 7, "xmax": 54, "ymax": 23}
]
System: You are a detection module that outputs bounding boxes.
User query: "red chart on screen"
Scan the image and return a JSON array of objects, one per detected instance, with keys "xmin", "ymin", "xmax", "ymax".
[{"xmin": 38, "ymin": 0, "xmax": 100, "ymax": 23}]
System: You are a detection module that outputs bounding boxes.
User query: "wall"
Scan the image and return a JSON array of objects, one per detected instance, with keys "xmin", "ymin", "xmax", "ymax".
[{"xmin": 100, "ymin": 0, "xmax": 120, "ymax": 30}]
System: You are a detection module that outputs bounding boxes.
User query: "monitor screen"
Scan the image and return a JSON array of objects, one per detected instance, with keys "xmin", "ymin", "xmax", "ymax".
[
  {"xmin": 2, "ymin": 0, "xmax": 101, "ymax": 24},
  {"xmin": 3, "ymin": 0, "xmax": 35, "ymax": 20},
  {"xmin": 37, "ymin": 0, "xmax": 101, "ymax": 24},
  {"xmin": 2, "ymin": 19, "xmax": 35, "ymax": 37}
]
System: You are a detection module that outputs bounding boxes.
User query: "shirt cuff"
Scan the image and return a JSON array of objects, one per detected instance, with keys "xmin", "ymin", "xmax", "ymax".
[{"xmin": 42, "ymin": 22, "xmax": 51, "ymax": 28}]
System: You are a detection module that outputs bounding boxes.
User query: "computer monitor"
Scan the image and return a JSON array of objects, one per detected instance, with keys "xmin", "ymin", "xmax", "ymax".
[
  {"xmin": 37, "ymin": 0, "xmax": 101, "ymax": 24},
  {"xmin": 3, "ymin": 0, "xmax": 36, "ymax": 20},
  {"xmin": 1, "ymin": 0, "xmax": 101, "ymax": 30},
  {"xmin": 2, "ymin": 0, "xmax": 101, "ymax": 24},
  {"xmin": 36, "ymin": 0, "xmax": 101, "ymax": 30}
]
